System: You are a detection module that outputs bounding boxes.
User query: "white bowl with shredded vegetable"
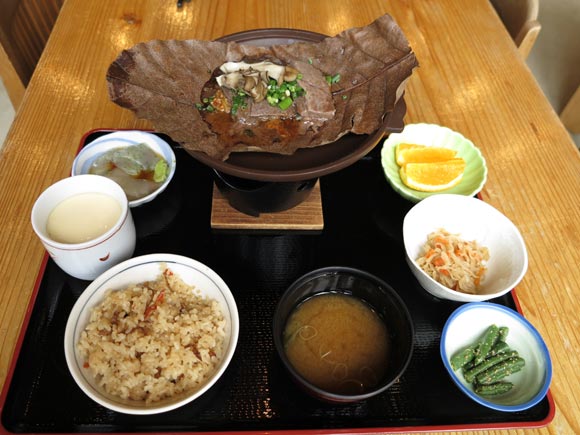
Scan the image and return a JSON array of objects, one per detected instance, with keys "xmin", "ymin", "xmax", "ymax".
[
  {"xmin": 72, "ymin": 130, "xmax": 176, "ymax": 207},
  {"xmin": 402, "ymin": 194, "xmax": 528, "ymax": 302},
  {"xmin": 64, "ymin": 254, "xmax": 239, "ymax": 415}
]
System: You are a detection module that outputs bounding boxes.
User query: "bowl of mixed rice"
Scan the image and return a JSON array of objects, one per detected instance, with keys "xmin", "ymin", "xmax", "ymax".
[{"xmin": 64, "ymin": 254, "xmax": 239, "ymax": 414}]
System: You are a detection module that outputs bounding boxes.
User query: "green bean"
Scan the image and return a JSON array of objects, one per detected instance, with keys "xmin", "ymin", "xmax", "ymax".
[
  {"xmin": 476, "ymin": 356, "xmax": 526, "ymax": 385},
  {"xmin": 463, "ymin": 350, "xmax": 518, "ymax": 383},
  {"xmin": 474, "ymin": 324, "xmax": 500, "ymax": 365},
  {"xmin": 474, "ymin": 381, "xmax": 514, "ymax": 396},
  {"xmin": 461, "ymin": 344, "xmax": 481, "ymax": 372},
  {"xmin": 489, "ymin": 340, "xmax": 510, "ymax": 356},
  {"xmin": 448, "ymin": 324, "xmax": 526, "ymax": 399},
  {"xmin": 450, "ymin": 346, "xmax": 476, "ymax": 371},
  {"xmin": 498, "ymin": 326, "xmax": 509, "ymax": 342},
  {"xmin": 462, "ymin": 362, "xmax": 474, "ymax": 374},
  {"xmin": 462, "ymin": 341, "xmax": 511, "ymax": 374}
]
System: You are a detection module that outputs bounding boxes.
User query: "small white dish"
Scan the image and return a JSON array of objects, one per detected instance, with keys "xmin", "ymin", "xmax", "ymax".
[
  {"xmin": 64, "ymin": 254, "xmax": 239, "ymax": 415},
  {"xmin": 403, "ymin": 194, "xmax": 528, "ymax": 302},
  {"xmin": 72, "ymin": 130, "xmax": 176, "ymax": 207},
  {"xmin": 440, "ymin": 302, "xmax": 552, "ymax": 412},
  {"xmin": 381, "ymin": 123, "xmax": 487, "ymax": 203}
]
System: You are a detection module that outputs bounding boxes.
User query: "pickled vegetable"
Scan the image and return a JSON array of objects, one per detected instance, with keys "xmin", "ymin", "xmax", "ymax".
[
  {"xmin": 474, "ymin": 381, "xmax": 514, "ymax": 396},
  {"xmin": 498, "ymin": 326, "xmax": 509, "ymax": 342},
  {"xmin": 489, "ymin": 340, "xmax": 510, "ymax": 356},
  {"xmin": 475, "ymin": 356, "xmax": 526, "ymax": 385},
  {"xmin": 463, "ymin": 350, "xmax": 518, "ymax": 383},
  {"xmin": 473, "ymin": 324, "xmax": 500, "ymax": 365},
  {"xmin": 450, "ymin": 346, "xmax": 476, "ymax": 371},
  {"xmin": 448, "ymin": 324, "xmax": 525, "ymax": 399},
  {"xmin": 89, "ymin": 143, "xmax": 170, "ymax": 201}
]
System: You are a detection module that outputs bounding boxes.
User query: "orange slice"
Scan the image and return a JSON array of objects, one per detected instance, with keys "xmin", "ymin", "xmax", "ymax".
[
  {"xmin": 395, "ymin": 143, "xmax": 458, "ymax": 166},
  {"xmin": 399, "ymin": 158, "xmax": 466, "ymax": 192},
  {"xmin": 395, "ymin": 143, "xmax": 424, "ymax": 165}
]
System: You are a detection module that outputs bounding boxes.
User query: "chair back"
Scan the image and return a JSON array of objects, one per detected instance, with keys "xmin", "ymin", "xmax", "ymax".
[
  {"xmin": 561, "ymin": 86, "xmax": 580, "ymax": 134},
  {"xmin": 490, "ymin": 0, "xmax": 541, "ymax": 58},
  {"xmin": 0, "ymin": 40, "xmax": 25, "ymax": 109},
  {"xmin": 0, "ymin": 0, "xmax": 64, "ymax": 109}
]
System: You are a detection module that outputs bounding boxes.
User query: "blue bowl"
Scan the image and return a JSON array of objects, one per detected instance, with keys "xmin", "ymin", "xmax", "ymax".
[{"xmin": 440, "ymin": 302, "xmax": 552, "ymax": 412}]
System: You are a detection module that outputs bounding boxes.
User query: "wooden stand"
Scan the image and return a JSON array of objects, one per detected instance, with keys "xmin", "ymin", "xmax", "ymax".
[{"xmin": 210, "ymin": 181, "xmax": 324, "ymax": 231}]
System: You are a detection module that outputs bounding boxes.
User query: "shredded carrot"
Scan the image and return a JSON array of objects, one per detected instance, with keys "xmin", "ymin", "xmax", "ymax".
[
  {"xmin": 433, "ymin": 257, "xmax": 446, "ymax": 267},
  {"xmin": 416, "ymin": 228, "xmax": 490, "ymax": 294},
  {"xmin": 434, "ymin": 237, "xmax": 449, "ymax": 247}
]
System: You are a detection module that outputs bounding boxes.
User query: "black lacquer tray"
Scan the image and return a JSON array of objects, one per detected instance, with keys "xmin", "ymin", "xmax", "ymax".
[{"xmin": 0, "ymin": 130, "xmax": 554, "ymax": 434}]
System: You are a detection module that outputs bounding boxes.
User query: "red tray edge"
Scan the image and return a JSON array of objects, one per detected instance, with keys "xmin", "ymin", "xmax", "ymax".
[{"xmin": 0, "ymin": 130, "xmax": 556, "ymax": 435}]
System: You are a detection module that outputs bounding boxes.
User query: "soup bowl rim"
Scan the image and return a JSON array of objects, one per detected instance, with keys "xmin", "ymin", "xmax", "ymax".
[{"xmin": 273, "ymin": 265, "xmax": 415, "ymax": 403}]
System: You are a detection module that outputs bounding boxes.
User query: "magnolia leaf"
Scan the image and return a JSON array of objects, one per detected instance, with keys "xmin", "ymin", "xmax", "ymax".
[{"xmin": 107, "ymin": 14, "xmax": 418, "ymax": 161}]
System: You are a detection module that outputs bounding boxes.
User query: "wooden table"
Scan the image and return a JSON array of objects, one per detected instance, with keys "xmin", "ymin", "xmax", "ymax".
[{"xmin": 1, "ymin": 0, "xmax": 579, "ymax": 433}]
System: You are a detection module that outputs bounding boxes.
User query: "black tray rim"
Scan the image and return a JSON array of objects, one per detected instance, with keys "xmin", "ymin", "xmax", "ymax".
[{"xmin": 0, "ymin": 129, "xmax": 557, "ymax": 435}]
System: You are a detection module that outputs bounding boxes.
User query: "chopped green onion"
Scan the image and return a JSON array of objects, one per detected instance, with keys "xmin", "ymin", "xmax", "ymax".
[
  {"xmin": 195, "ymin": 95, "xmax": 217, "ymax": 112},
  {"xmin": 265, "ymin": 78, "xmax": 306, "ymax": 111},
  {"xmin": 278, "ymin": 97, "xmax": 293, "ymax": 110},
  {"xmin": 231, "ymin": 92, "xmax": 248, "ymax": 115},
  {"xmin": 325, "ymin": 73, "xmax": 341, "ymax": 84}
]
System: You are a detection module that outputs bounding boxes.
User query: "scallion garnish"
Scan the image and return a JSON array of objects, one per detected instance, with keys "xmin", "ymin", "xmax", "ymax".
[
  {"xmin": 265, "ymin": 78, "xmax": 306, "ymax": 110},
  {"xmin": 231, "ymin": 91, "xmax": 248, "ymax": 115},
  {"xmin": 325, "ymin": 73, "xmax": 341, "ymax": 85}
]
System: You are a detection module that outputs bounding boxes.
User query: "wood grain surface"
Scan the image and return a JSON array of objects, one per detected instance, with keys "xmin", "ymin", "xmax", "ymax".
[
  {"xmin": 211, "ymin": 182, "xmax": 324, "ymax": 231},
  {"xmin": 0, "ymin": 1, "xmax": 579, "ymax": 434}
]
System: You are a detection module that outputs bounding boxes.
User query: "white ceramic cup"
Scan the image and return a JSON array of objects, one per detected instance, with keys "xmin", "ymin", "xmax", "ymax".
[{"xmin": 31, "ymin": 174, "xmax": 136, "ymax": 280}]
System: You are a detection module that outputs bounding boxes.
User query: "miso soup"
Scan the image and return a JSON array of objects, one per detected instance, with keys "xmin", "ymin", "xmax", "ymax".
[{"xmin": 283, "ymin": 292, "xmax": 389, "ymax": 395}]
